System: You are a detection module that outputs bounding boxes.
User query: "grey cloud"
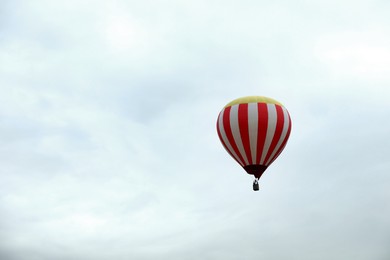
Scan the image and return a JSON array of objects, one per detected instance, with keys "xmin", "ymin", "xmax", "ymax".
[{"xmin": 1, "ymin": 0, "xmax": 390, "ymax": 259}]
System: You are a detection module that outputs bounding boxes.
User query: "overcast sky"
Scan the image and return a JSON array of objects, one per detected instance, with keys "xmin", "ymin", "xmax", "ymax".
[{"xmin": 1, "ymin": 0, "xmax": 390, "ymax": 259}]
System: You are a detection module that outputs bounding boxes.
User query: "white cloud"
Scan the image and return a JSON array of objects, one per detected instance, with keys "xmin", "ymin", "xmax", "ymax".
[
  {"xmin": 315, "ymin": 30, "xmax": 390, "ymax": 80},
  {"xmin": 1, "ymin": 0, "xmax": 390, "ymax": 259}
]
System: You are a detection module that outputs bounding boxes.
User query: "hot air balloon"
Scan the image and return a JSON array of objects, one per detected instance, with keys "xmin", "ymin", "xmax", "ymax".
[{"xmin": 216, "ymin": 96, "xmax": 292, "ymax": 191}]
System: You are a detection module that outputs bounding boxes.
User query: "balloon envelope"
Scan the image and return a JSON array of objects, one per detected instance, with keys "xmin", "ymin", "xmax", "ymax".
[{"xmin": 216, "ymin": 96, "xmax": 292, "ymax": 179}]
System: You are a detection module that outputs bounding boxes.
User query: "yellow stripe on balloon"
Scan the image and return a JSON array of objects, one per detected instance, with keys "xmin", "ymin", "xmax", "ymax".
[{"xmin": 224, "ymin": 96, "xmax": 283, "ymax": 108}]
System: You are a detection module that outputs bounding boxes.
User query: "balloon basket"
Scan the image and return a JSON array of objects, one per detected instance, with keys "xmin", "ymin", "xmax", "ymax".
[{"xmin": 253, "ymin": 179, "xmax": 259, "ymax": 191}]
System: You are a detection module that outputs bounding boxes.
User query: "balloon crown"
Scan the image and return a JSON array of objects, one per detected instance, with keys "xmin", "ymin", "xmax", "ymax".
[{"xmin": 224, "ymin": 96, "xmax": 284, "ymax": 108}]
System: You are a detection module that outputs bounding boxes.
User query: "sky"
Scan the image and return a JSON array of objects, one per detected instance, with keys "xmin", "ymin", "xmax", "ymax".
[{"xmin": 1, "ymin": 0, "xmax": 390, "ymax": 259}]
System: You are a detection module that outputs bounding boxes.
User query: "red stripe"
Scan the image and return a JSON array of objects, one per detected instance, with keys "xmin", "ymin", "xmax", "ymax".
[
  {"xmin": 217, "ymin": 109, "xmax": 242, "ymax": 166},
  {"xmin": 256, "ymin": 103, "xmax": 268, "ymax": 165},
  {"xmin": 238, "ymin": 104, "xmax": 252, "ymax": 164},
  {"xmin": 268, "ymin": 111, "xmax": 292, "ymax": 166},
  {"xmin": 223, "ymin": 106, "xmax": 246, "ymax": 165},
  {"xmin": 263, "ymin": 105, "xmax": 285, "ymax": 164}
]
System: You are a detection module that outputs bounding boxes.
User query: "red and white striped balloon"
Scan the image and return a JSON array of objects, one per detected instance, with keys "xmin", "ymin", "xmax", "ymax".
[{"xmin": 216, "ymin": 96, "xmax": 292, "ymax": 179}]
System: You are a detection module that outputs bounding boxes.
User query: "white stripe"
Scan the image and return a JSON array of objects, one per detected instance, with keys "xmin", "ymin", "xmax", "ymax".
[
  {"xmin": 265, "ymin": 107, "xmax": 290, "ymax": 166},
  {"xmin": 218, "ymin": 108, "xmax": 245, "ymax": 166},
  {"xmin": 269, "ymin": 142, "xmax": 288, "ymax": 166},
  {"xmin": 260, "ymin": 104, "xmax": 277, "ymax": 164},
  {"xmin": 230, "ymin": 105, "xmax": 249, "ymax": 165},
  {"xmin": 247, "ymin": 103, "xmax": 258, "ymax": 164}
]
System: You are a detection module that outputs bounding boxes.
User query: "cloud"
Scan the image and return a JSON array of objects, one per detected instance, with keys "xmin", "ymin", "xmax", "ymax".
[
  {"xmin": 315, "ymin": 30, "xmax": 390, "ymax": 80},
  {"xmin": 1, "ymin": 0, "xmax": 390, "ymax": 259}
]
